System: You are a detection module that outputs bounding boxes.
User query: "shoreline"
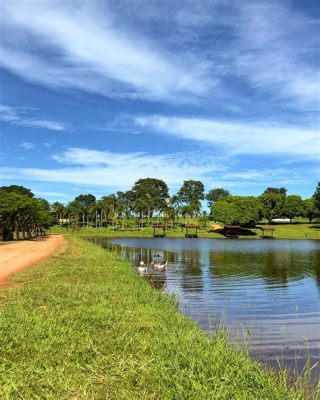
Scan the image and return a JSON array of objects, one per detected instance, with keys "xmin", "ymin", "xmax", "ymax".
[{"xmin": 49, "ymin": 223, "xmax": 320, "ymax": 240}]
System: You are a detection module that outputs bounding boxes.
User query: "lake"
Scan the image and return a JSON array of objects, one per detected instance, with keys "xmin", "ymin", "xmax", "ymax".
[{"xmin": 89, "ymin": 237, "xmax": 320, "ymax": 378}]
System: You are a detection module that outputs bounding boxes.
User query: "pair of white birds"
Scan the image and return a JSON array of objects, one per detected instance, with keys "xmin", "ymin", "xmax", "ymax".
[{"xmin": 138, "ymin": 260, "xmax": 168, "ymax": 273}]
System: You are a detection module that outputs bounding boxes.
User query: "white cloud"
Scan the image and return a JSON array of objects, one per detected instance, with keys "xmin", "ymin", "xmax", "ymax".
[
  {"xmin": 233, "ymin": 2, "xmax": 320, "ymax": 109},
  {"xmin": 0, "ymin": 0, "xmax": 318, "ymax": 112},
  {"xmin": 135, "ymin": 115, "xmax": 320, "ymax": 159},
  {"xmin": 20, "ymin": 142, "xmax": 35, "ymax": 150},
  {"xmin": 0, "ymin": 104, "xmax": 68, "ymax": 131},
  {"xmin": 0, "ymin": 147, "xmax": 313, "ymax": 192},
  {"xmin": 0, "ymin": 1, "xmax": 210, "ymax": 103}
]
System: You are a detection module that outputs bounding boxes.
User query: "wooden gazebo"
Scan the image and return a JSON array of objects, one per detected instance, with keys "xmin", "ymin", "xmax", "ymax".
[
  {"xmin": 153, "ymin": 224, "xmax": 167, "ymax": 238},
  {"xmin": 185, "ymin": 224, "xmax": 199, "ymax": 238},
  {"xmin": 260, "ymin": 227, "xmax": 275, "ymax": 239}
]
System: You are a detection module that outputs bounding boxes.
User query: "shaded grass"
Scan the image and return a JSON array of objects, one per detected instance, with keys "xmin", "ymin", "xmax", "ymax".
[
  {"xmin": 0, "ymin": 237, "xmax": 310, "ymax": 399},
  {"xmin": 50, "ymin": 222, "xmax": 320, "ymax": 240}
]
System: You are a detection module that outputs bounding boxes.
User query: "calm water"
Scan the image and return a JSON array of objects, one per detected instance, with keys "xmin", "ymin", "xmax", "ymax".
[{"xmin": 90, "ymin": 237, "xmax": 320, "ymax": 377}]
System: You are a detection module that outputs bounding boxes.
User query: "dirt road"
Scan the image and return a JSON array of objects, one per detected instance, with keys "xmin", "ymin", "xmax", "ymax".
[{"xmin": 0, "ymin": 235, "xmax": 64, "ymax": 284}]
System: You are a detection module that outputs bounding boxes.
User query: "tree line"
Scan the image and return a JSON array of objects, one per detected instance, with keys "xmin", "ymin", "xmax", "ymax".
[
  {"xmin": 51, "ymin": 180, "xmax": 320, "ymax": 229},
  {"xmin": 1, "ymin": 180, "xmax": 319, "ymax": 240}
]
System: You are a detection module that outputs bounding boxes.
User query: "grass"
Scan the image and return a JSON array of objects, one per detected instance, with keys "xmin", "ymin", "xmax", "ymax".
[
  {"xmin": 49, "ymin": 222, "xmax": 320, "ymax": 240},
  {"xmin": 0, "ymin": 236, "xmax": 315, "ymax": 399}
]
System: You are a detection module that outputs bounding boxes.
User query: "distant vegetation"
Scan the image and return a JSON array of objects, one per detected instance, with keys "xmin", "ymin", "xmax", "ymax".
[{"xmin": 1, "ymin": 181, "xmax": 320, "ymax": 240}]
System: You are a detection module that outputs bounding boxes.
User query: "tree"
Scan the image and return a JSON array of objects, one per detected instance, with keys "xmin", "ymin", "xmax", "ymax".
[
  {"xmin": 73, "ymin": 194, "xmax": 96, "ymax": 226},
  {"xmin": 0, "ymin": 185, "xmax": 34, "ymax": 198},
  {"xmin": 264, "ymin": 187, "xmax": 287, "ymax": 195},
  {"xmin": 303, "ymin": 198, "xmax": 318, "ymax": 223},
  {"xmin": 259, "ymin": 192, "xmax": 285, "ymax": 223},
  {"xmin": 283, "ymin": 195, "xmax": 304, "ymax": 223},
  {"xmin": 131, "ymin": 178, "xmax": 169, "ymax": 221},
  {"xmin": 211, "ymin": 196, "xmax": 263, "ymax": 227},
  {"xmin": 206, "ymin": 188, "xmax": 230, "ymax": 207},
  {"xmin": 178, "ymin": 180, "xmax": 204, "ymax": 215},
  {"xmin": 313, "ymin": 182, "xmax": 320, "ymax": 213},
  {"xmin": 52, "ymin": 202, "xmax": 65, "ymax": 226},
  {"xmin": 0, "ymin": 192, "xmax": 51, "ymax": 240}
]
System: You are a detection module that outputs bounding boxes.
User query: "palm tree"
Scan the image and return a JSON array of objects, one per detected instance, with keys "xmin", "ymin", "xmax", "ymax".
[{"xmin": 132, "ymin": 198, "xmax": 147, "ymax": 230}]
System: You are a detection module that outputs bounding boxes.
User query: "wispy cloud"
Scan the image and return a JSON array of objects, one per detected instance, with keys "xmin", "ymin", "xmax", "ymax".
[
  {"xmin": 0, "ymin": 1, "xmax": 210, "ymax": 103},
  {"xmin": 0, "ymin": 147, "xmax": 314, "ymax": 193},
  {"xmin": 135, "ymin": 115, "xmax": 320, "ymax": 159},
  {"xmin": 0, "ymin": 104, "xmax": 68, "ymax": 131},
  {"xmin": 20, "ymin": 142, "xmax": 35, "ymax": 150},
  {"xmin": 0, "ymin": 1, "xmax": 318, "ymax": 112},
  {"xmin": 232, "ymin": 2, "xmax": 320, "ymax": 110}
]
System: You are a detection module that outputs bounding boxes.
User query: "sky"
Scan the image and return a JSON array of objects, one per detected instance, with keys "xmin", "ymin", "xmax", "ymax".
[{"xmin": 0, "ymin": 0, "xmax": 319, "ymax": 203}]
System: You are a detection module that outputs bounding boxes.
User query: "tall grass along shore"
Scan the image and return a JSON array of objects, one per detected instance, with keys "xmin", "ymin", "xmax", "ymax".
[{"xmin": 0, "ymin": 236, "xmax": 313, "ymax": 399}]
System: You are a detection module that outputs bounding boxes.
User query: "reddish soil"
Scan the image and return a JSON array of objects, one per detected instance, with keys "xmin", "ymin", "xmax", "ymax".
[{"xmin": 0, "ymin": 235, "xmax": 64, "ymax": 284}]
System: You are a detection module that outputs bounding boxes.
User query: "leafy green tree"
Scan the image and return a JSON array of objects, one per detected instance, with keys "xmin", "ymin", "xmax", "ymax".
[
  {"xmin": 0, "ymin": 192, "xmax": 51, "ymax": 240},
  {"xmin": 74, "ymin": 194, "xmax": 96, "ymax": 226},
  {"xmin": 211, "ymin": 196, "xmax": 263, "ymax": 227},
  {"xmin": 206, "ymin": 188, "xmax": 230, "ymax": 208},
  {"xmin": 168, "ymin": 194, "xmax": 181, "ymax": 223},
  {"xmin": 116, "ymin": 191, "xmax": 134, "ymax": 217},
  {"xmin": 0, "ymin": 185, "xmax": 34, "ymax": 198},
  {"xmin": 131, "ymin": 178, "xmax": 169, "ymax": 221},
  {"xmin": 180, "ymin": 204, "xmax": 194, "ymax": 224},
  {"xmin": 132, "ymin": 198, "xmax": 147, "ymax": 229},
  {"xmin": 283, "ymin": 195, "xmax": 304, "ymax": 223},
  {"xmin": 52, "ymin": 202, "xmax": 65, "ymax": 226},
  {"xmin": 178, "ymin": 180, "xmax": 204, "ymax": 204},
  {"xmin": 259, "ymin": 192, "xmax": 285, "ymax": 223},
  {"xmin": 67, "ymin": 200, "xmax": 82, "ymax": 226},
  {"xmin": 264, "ymin": 187, "xmax": 287, "ymax": 195},
  {"xmin": 303, "ymin": 198, "xmax": 319, "ymax": 223},
  {"xmin": 314, "ymin": 182, "xmax": 320, "ymax": 213}
]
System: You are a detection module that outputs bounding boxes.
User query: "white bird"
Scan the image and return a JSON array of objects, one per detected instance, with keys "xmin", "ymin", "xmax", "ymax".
[
  {"xmin": 151, "ymin": 261, "xmax": 168, "ymax": 271},
  {"xmin": 138, "ymin": 261, "xmax": 148, "ymax": 274}
]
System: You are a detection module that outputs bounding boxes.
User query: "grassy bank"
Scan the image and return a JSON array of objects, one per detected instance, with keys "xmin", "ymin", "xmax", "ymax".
[
  {"xmin": 50, "ymin": 222, "xmax": 320, "ymax": 240},
  {"xmin": 0, "ymin": 237, "xmax": 311, "ymax": 399}
]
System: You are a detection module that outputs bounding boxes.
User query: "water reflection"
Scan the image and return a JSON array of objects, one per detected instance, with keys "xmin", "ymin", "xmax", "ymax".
[{"xmin": 90, "ymin": 237, "xmax": 320, "ymax": 378}]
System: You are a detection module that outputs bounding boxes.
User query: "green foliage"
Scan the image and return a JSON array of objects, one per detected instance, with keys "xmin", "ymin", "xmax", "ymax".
[
  {"xmin": 178, "ymin": 180, "xmax": 205, "ymax": 203},
  {"xmin": 264, "ymin": 187, "xmax": 287, "ymax": 195},
  {"xmin": 211, "ymin": 196, "xmax": 263, "ymax": 227},
  {"xmin": 74, "ymin": 193, "xmax": 96, "ymax": 208},
  {"xmin": 206, "ymin": 188, "xmax": 230, "ymax": 207},
  {"xmin": 131, "ymin": 178, "xmax": 169, "ymax": 216},
  {"xmin": 283, "ymin": 195, "xmax": 304, "ymax": 222},
  {"xmin": 0, "ymin": 184, "xmax": 34, "ymax": 197},
  {"xmin": 313, "ymin": 182, "xmax": 320, "ymax": 213},
  {"xmin": 178, "ymin": 180, "xmax": 204, "ymax": 216},
  {"xmin": 303, "ymin": 198, "xmax": 319, "ymax": 223},
  {"xmin": 0, "ymin": 237, "xmax": 304, "ymax": 399},
  {"xmin": 260, "ymin": 192, "xmax": 285, "ymax": 223},
  {"xmin": 0, "ymin": 192, "xmax": 51, "ymax": 240}
]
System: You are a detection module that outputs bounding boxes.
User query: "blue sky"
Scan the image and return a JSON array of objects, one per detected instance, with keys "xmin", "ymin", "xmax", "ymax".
[{"xmin": 0, "ymin": 0, "xmax": 319, "ymax": 203}]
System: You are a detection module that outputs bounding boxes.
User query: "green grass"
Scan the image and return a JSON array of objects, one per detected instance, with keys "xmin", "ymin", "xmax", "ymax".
[
  {"xmin": 49, "ymin": 222, "xmax": 320, "ymax": 240},
  {"xmin": 0, "ymin": 237, "xmax": 315, "ymax": 399}
]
